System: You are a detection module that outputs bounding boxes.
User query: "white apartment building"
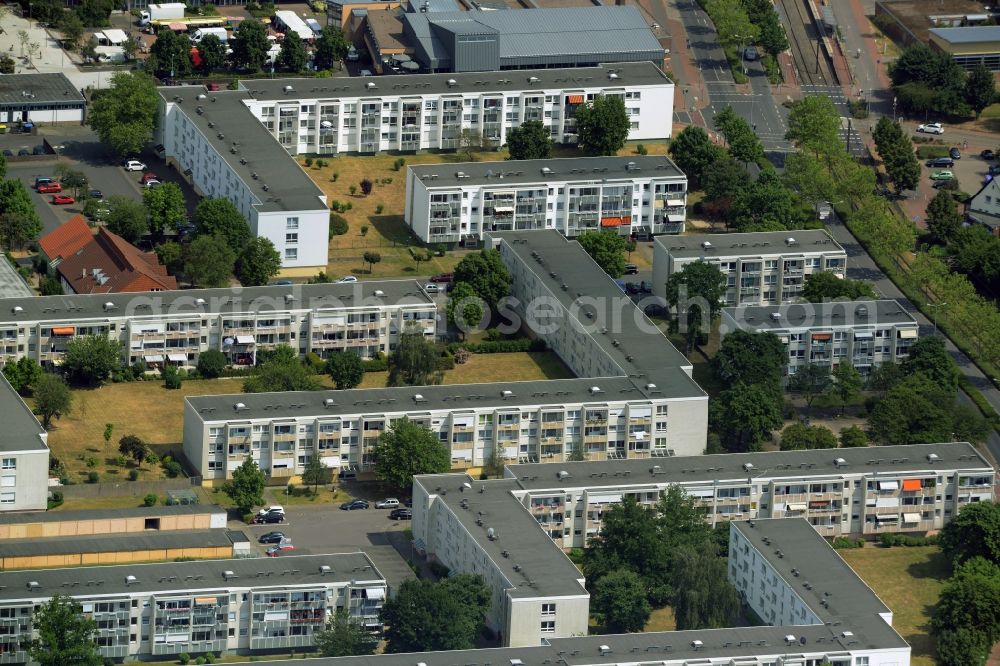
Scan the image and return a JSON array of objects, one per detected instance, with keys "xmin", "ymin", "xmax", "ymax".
[
  {"xmin": 237, "ymin": 62, "xmax": 673, "ymax": 155},
  {"xmin": 728, "ymin": 518, "xmax": 911, "ymax": 666},
  {"xmin": 405, "ymin": 155, "xmax": 688, "ymax": 245},
  {"xmin": 504, "ymin": 442, "xmax": 993, "ymax": 548},
  {"xmin": 0, "ymin": 282, "xmax": 435, "ymax": 370},
  {"xmin": 652, "ymin": 231, "xmax": 847, "ymax": 306},
  {"xmin": 413, "ymin": 473, "xmax": 590, "ymax": 647},
  {"xmin": 183, "ymin": 231, "xmax": 708, "ymax": 481},
  {"xmin": 0, "ymin": 374, "xmax": 49, "ymax": 512},
  {"xmin": 0, "ymin": 553, "xmax": 386, "ymax": 663},
  {"xmin": 155, "ymin": 88, "xmax": 330, "ymax": 276},
  {"xmin": 721, "ymin": 300, "xmax": 920, "ymax": 377}
]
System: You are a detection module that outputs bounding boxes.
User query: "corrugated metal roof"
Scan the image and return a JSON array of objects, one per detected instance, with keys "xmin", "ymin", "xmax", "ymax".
[{"xmin": 929, "ymin": 25, "xmax": 1000, "ymax": 43}]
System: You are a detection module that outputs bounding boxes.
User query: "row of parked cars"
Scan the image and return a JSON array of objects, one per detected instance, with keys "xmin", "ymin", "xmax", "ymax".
[{"xmin": 340, "ymin": 497, "xmax": 413, "ymax": 519}]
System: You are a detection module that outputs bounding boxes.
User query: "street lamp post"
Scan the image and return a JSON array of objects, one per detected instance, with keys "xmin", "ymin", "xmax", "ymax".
[{"xmin": 928, "ymin": 302, "xmax": 948, "ymax": 335}]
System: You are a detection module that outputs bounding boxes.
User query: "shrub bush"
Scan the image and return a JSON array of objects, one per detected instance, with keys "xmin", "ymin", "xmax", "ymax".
[
  {"xmin": 304, "ymin": 157, "xmax": 314, "ymax": 167},
  {"xmin": 205, "ymin": 653, "xmax": 216, "ymax": 664},
  {"xmin": 164, "ymin": 365, "xmax": 182, "ymax": 389},
  {"xmin": 375, "ymin": 203, "xmax": 384, "ymax": 214},
  {"xmin": 304, "ymin": 352, "xmax": 327, "ymax": 374},
  {"xmin": 163, "ymin": 461, "xmax": 183, "ymax": 478},
  {"xmin": 195, "ymin": 658, "xmax": 206, "ymax": 665},
  {"xmin": 393, "ymin": 157, "xmax": 406, "ymax": 171},
  {"xmin": 179, "ymin": 653, "xmax": 190, "ymax": 665},
  {"xmin": 635, "ymin": 144, "xmax": 648, "ymax": 155},
  {"xmin": 447, "ymin": 338, "xmax": 547, "ymax": 354},
  {"xmin": 143, "ymin": 493, "xmax": 157, "ymax": 507},
  {"xmin": 85, "ymin": 456, "xmax": 98, "ymax": 468},
  {"xmin": 87, "ymin": 471, "xmax": 99, "ymax": 484},
  {"xmin": 362, "ymin": 352, "xmax": 388, "ymax": 372},
  {"xmin": 128, "ymin": 469, "xmax": 139, "ymax": 481},
  {"xmin": 915, "ymin": 145, "xmax": 950, "ymax": 159},
  {"xmin": 329, "ymin": 213, "xmax": 349, "ymax": 236},
  {"xmin": 832, "ymin": 537, "xmax": 865, "ymax": 549},
  {"xmin": 878, "ymin": 533, "xmax": 938, "ymax": 548}
]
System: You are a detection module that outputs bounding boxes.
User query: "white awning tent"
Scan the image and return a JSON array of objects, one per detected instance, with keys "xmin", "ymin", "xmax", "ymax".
[
  {"xmin": 168, "ymin": 353, "xmax": 187, "ymax": 362},
  {"xmin": 786, "ymin": 503, "xmax": 808, "ymax": 512},
  {"xmin": 96, "ymin": 29, "xmax": 128, "ymax": 45},
  {"xmin": 685, "ymin": 488, "xmax": 714, "ymax": 499},
  {"xmin": 365, "ymin": 587, "xmax": 386, "ymax": 600},
  {"xmin": 144, "ymin": 354, "xmax": 164, "ymax": 362},
  {"xmin": 877, "ymin": 480, "xmax": 899, "ymax": 490},
  {"xmin": 235, "ymin": 335, "xmax": 255, "ymax": 344},
  {"xmin": 903, "ymin": 513, "xmax": 922, "ymax": 523},
  {"xmin": 854, "ymin": 330, "xmax": 874, "ymax": 339},
  {"xmin": 898, "ymin": 329, "xmax": 918, "ymax": 339}
]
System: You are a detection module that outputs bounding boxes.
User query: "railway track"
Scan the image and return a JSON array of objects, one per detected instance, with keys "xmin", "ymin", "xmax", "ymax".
[{"xmin": 777, "ymin": 0, "xmax": 837, "ymax": 87}]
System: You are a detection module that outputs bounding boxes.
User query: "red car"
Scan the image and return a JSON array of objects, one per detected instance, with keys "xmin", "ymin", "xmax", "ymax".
[
  {"xmin": 51, "ymin": 195, "xmax": 75, "ymax": 205},
  {"xmin": 266, "ymin": 543, "xmax": 295, "ymax": 556},
  {"xmin": 140, "ymin": 172, "xmax": 159, "ymax": 185},
  {"xmin": 37, "ymin": 182, "xmax": 62, "ymax": 194},
  {"xmin": 430, "ymin": 273, "xmax": 454, "ymax": 283}
]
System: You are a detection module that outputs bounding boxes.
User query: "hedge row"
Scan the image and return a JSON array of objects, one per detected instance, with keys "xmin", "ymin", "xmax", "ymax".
[
  {"xmin": 878, "ymin": 533, "xmax": 938, "ymax": 548},
  {"xmin": 448, "ymin": 338, "xmax": 547, "ymax": 354}
]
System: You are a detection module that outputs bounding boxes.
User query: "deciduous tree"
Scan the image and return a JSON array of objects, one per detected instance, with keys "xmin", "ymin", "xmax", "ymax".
[
  {"xmin": 831, "ymin": 362, "xmax": 863, "ymax": 414},
  {"xmin": 25, "ymin": 595, "xmax": 102, "ymax": 666},
  {"xmin": 86, "ymin": 72, "xmax": 158, "ymax": 156},
  {"xmin": 236, "ymin": 237, "xmax": 281, "ymax": 286},
  {"xmin": 839, "ymin": 425, "xmax": 868, "ymax": 448},
  {"xmin": 380, "ymin": 575, "xmax": 490, "ymax": 653},
  {"xmin": 243, "ymin": 348, "xmax": 322, "ymax": 393},
  {"xmin": 231, "ymin": 19, "xmax": 270, "ymax": 71},
  {"xmin": 301, "ymin": 456, "xmax": 331, "ymax": 494},
  {"xmin": 388, "ymin": 324, "xmax": 441, "ymax": 387},
  {"xmin": 106, "ymin": 195, "xmax": 148, "ymax": 243},
  {"xmin": 184, "ymin": 234, "xmax": 236, "ymax": 288},
  {"xmin": 223, "ymin": 458, "xmax": 266, "ymax": 513},
  {"xmin": 902, "ymin": 336, "xmax": 959, "ymax": 392},
  {"xmin": 374, "ymin": 417, "xmax": 450, "ymax": 491},
  {"xmin": 711, "ymin": 381, "xmax": 782, "ymax": 452},
  {"xmin": 705, "ymin": 0, "xmax": 758, "ymax": 51},
  {"xmin": 2, "ymin": 356, "xmax": 42, "ymax": 395},
  {"xmin": 314, "ymin": 25, "xmax": 350, "ymax": 70},
  {"xmin": 196, "ymin": 349, "xmax": 227, "ymax": 379},
  {"xmin": 801, "ymin": 271, "xmax": 877, "ymax": 301},
  {"xmin": 33, "ymin": 373, "xmax": 72, "ymax": 428},
  {"xmin": 785, "ymin": 96, "xmax": 842, "ymax": 159},
  {"xmin": 453, "ymin": 249, "xmax": 512, "ymax": 312},
  {"xmin": 446, "ymin": 282, "xmax": 485, "ymax": 337},
  {"xmin": 143, "ymin": 181, "xmax": 186, "ymax": 240},
  {"xmin": 147, "ymin": 29, "xmax": 192, "ymax": 79},
  {"xmin": 939, "ymin": 501, "xmax": 1000, "ymax": 566},
  {"xmin": 712, "ymin": 330, "xmax": 786, "ymax": 386},
  {"xmin": 787, "ymin": 363, "xmax": 832, "ymax": 417},
  {"xmin": 362, "ymin": 250, "xmax": 381, "ymax": 273},
  {"xmin": 327, "ymin": 351, "xmax": 365, "ymax": 390},
  {"xmin": 315, "ymin": 608, "xmax": 377, "ymax": 657},
  {"xmin": 593, "ymin": 569, "xmax": 651, "ymax": 633},
  {"xmin": 193, "ymin": 198, "xmax": 252, "ymax": 251},
  {"xmin": 64, "ymin": 335, "xmax": 122, "ymax": 385},
  {"xmin": 118, "ymin": 434, "xmax": 149, "ymax": 466},
  {"xmin": 506, "ymin": 120, "xmax": 552, "ymax": 160},
  {"xmin": 668, "ymin": 126, "xmax": 727, "ymax": 189},
  {"xmin": 964, "ymin": 64, "xmax": 996, "ymax": 119},
  {"xmin": 665, "ymin": 261, "xmax": 727, "ymax": 322},
  {"xmin": 197, "ymin": 33, "xmax": 226, "ymax": 72},
  {"xmin": 577, "ymin": 230, "xmax": 627, "ymax": 277},
  {"xmin": 670, "ymin": 542, "xmax": 739, "ymax": 630},
  {"xmin": 575, "ymin": 95, "xmax": 629, "ymax": 156},
  {"xmin": 278, "ymin": 31, "xmax": 307, "ymax": 72},
  {"xmin": 926, "ymin": 190, "xmax": 963, "ymax": 244},
  {"xmin": 778, "ymin": 422, "xmax": 838, "ymax": 450}
]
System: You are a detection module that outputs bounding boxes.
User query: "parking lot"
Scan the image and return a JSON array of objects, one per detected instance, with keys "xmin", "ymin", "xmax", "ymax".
[
  {"xmin": 236, "ymin": 501, "xmax": 417, "ymax": 591},
  {"xmin": 4, "ymin": 125, "xmax": 200, "ymax": 236}
]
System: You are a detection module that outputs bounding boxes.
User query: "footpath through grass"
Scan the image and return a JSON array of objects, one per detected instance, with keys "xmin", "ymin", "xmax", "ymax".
[{"xmin": 839, "ymin": 545, "xmax": 949, "ymax": 666}]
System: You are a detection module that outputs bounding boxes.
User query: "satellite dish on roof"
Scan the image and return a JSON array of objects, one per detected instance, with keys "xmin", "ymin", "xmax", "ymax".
[{"xmin": 224, "ymin": 337, "xmax": 235, "ymax": 345}]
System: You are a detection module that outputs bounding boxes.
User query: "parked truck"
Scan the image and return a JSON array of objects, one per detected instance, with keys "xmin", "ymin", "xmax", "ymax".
[
  {"xmin": 191, "ymin": 26, "xmax": 229, "ymax": 43},
  {"xmin": 139, "ymin": 2, "xmax": 185, "ymax": 26}
]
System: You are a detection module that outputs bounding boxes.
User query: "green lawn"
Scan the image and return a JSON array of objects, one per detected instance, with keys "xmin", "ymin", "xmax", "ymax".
[{"xmin": 839, "ymin": 546, "xmax": 949, "ymax": 666}]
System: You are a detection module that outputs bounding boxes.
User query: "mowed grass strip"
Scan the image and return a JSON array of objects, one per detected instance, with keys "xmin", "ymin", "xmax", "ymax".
[
  {"xmin": 39, "ymin": 352, "xmax": 571, "ymax": 480},
  {"xmin": 839, "ymin": 545, "xmax": 949, "ymax": 666}
]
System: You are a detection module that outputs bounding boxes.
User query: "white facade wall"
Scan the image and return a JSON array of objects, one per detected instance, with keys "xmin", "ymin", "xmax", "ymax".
[
  {"xmin": 159, "ymin": 101, "xmax": 328, "ymax": 271},
  {"xmin": 0, "ymin": 448, "xmax": 49, "ymax": 512},
  {"xmin": 186, "ymin": 394, "xmax": 705, "ymax": 481},
  {"xmin": 241, "ymin": 83, "xmax": 673, "ymax": 156},
  {"xmin": 405, "ymin": 168, "xmax": 687, "ymax": 244},
  {"xmin": 512, "ymin": 462, "xmax": 995, "ymax": 549},
  {"xmin": 15, "ymin": 107, "xmax": 85, "ymax": 123},
  {"xmin": 653, "ymin": 240, "xmax": 847, "ymax": 305},
  {"xmin": 0, "ymin": 298, "xmax": 435, "ymax": 370}
]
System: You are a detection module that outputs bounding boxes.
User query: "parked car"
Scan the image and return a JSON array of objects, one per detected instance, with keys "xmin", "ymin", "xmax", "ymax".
[
  {"xmin": 990, "ymin": 164, "xmax": 1000, "ymax": 176},
  {"xmin": 123, "ymin": 159, "xmax": 147, "ymax": 171},
  {"xmin": 257, "ymin": 505, "xmax": 285, "ymax": 516},
  {"xmin": 254, "ymin": 512, "xmax": 285, "ymax": 524},
  {"xmin": 404, "ymin": 498, "xmax": 413, "ymax": 507},
  {"xmin": 932, "ymin": 179, "xmax": 953, "ymax": 189},
  {"xmin": 644, "ymin": 303, "xmax": 667, "ymax": 317},
  {"xmin": 624, "ymin": 263, "xmax": 639, "ymax": 275},
  {"xmin": 930, "ymin": 170, "xmax": 954, "ymax": 181},
  {"xmin": 925, "ymin": 157, "xmax": 953, "ymax": 168},
  {"xmin": 336, "ymin": 276, "xmax": 358, "ymax": 283},
  {"xmin": 389, "ymin": 508, "xmax": 413, "ymax": 520},
  {"xmin": 51, "ymin": 194, "xmax": 75, "ymax": 205},
  {"xmin": 1, "ymin": 150, "xmax": 12, "ymax": 157},
  {"xmin": 258, "ymin": 531, "xmax": 286, "ymax": 544},
  {"xmin": 917, "ymin": 122, "xmax": 944, "ymax": 134},
  {"xmin": 266, "ymin": 542, "xmax": 296, "ymax": 556},
  {"xmin": 32, "ymin": 145, "xmax": 46, "ymax": 155},
  {"xmin": 16, "ymin": 149, "xmax": 29, "ymax": 157},
  {"xmin": 423, "ymin": 283, "xmax": 440, "ymax": 294},
  {"xmin": 340, "ymin": 499, "xmax": 369, "ymax": 510},
  {"xmin": 37, "ymin": 182, "xmax": 62, "ymax": 194},
  {"xmin": 86, "ymin": 189, "xmax": 102, "ymax": 199},
  {"xmin": 144, "ymin": 180, "xmax": 161, "ymax": 189},
  {"xmin": 375, "ymin": 498, "xmax": 400, "ymax": 509},
  {"xmin": 140, "ymin": 172, "xmax": 159, "ymax": 184},
  {"xmin": 431, "ymin": 273, "xmax": 453, "ymax": 283},
  {"xmin": 949, "ymin": 147, "xmax": 962, "ymax": 160},
  {"xmin": 360, "ymin": 69, "xmax": 373, "ymax": 77},
  {"xmin": 981, "ymin": 149, "xmax": 996, "ymax": 160},
  {"xmin": 638, "ymin": 281, "xmax": 651, "ymax": 294},
  {"xmin": 743, "ymin": 46, "xmax": 758, "ymax": 61},
  {"xmin": 624, "ymin": 282, "xmax": 639, "ymax": 295}
]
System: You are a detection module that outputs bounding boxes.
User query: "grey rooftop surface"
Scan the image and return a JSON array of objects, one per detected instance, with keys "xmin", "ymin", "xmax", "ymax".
[
  {"xmin": 403, "ymin": 6, "xmax": 663, "ymax": 64},
  {"xmin": 0, "ymin": 372, "xmax": 46, "ymax": 453},
  {"xmin": 238, "ymin": 61, "xmax": 671, "ymax": 100},
  {"xmin": 723, "ymin": 299, "xmax": 919, "ymax": 331},
  {"xmin": 0, "ymin": 73, "xmax": 85, "ymax": 106},
  {"xmin": 1, "ymin": 529, "xmax": 238, "ymax": 558},
  {"xmin": 0, "ymin": 553, "xmax": 384, "ymax": 603},
  {"xmin": 929, "ymin": 25, "xmax": 1000, "ymax": 43},
  {"xmin": 415, "ymin": 474, "xmax": 587, "ymax": 599},
  {"xmin": 488, "ymin": 231, "xmax": 700, "ymax": 386},
  {"xmin": 506, "ymin": 441, "xmax": 989, "ymax": 490},
  {"xmin": 409, "ymin": 155, "xmax": 685, "ymax": 188},
  {"xmin": 160, "ymin": 86, "xmax": 325, "ymax": 214},
  {"xmin": 732, "ymin": 518, "xmax": 906, "ymax": 650},
  {"xmin": 655, "ymin": 229, "xmax": 844, "ymax": 259},
  {"xmin": 0, "ymin": 281, "xmax": 433, "ymax": 324},
  {"xmin": 0, "ymin": 503, "xmax": 224, "ymax": 525},
  {"xmin": 0, "ymin": 259, "xmax": 32, "ymax": 300}
]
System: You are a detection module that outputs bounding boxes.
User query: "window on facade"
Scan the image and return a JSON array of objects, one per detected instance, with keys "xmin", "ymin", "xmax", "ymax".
[
  {"xmin": 286, "ymin": 233, "xmax": 298, "ymax": 244},
  {"xmin": 287, "ymin": 217, "xmax": 299, "ymax": 229},
  {"xmin": 541, "ymin": 603, "xmax": 556, "ymax": 615},
  {"xmin": 0, "ymin": 458, "xmax": 14, "ymax": 470},
  {"xmin": 540, "ymin": 620, "xmax": 555, "ymax": 633},
  {"xmin": 0, "ymin": 493, "xmax": 13, "ymax": 504},
  {"xmin": 285, "ymin": 248, "xmax": 298, "ymax": 260}
]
